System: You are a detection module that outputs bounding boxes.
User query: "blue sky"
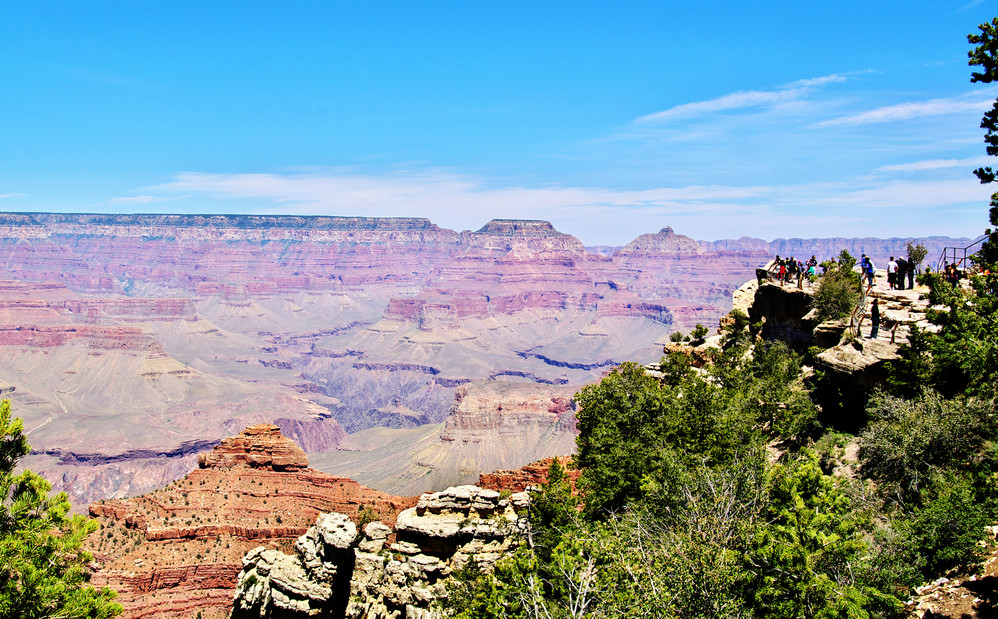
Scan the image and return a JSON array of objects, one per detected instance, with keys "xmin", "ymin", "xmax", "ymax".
[{"xmin": 2, "ymin": 1, "xmax": 998, "ymax": 245}]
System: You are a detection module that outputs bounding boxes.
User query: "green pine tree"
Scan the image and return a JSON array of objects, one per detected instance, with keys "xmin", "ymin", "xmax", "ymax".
[{"xmin": 0, "ymin": 400, "xmax": 121, "ymax": 619}]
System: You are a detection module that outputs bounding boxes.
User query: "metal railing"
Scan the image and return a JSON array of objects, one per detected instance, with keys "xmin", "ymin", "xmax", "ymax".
[
  {"xmin": 935, "ymin": 234, "xmax": 988, "ymax": 274},
  {"xmin": 849, "ymin": 280, "xmax": 874, "ymax": 337}
]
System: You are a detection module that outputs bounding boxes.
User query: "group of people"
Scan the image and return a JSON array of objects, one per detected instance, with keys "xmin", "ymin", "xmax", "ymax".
[
  {"xmin": 886, "ymin": 256, "xmax": 916, "ymax": 290},
  {"xmin": 770, "ymin": 255, "xmax": 818, "ymax": 288},
  {"xmin": 943, "ymin": 263, "xmax": 964, "ymax": 285}
]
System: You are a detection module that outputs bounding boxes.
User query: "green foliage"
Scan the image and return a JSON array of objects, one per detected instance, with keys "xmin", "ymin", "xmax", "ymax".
[
  {"xmin": 748, "ymin": 454, "xmax": 902, "ymax": 618},
  {"xmin": 837, "ymin": 249, "xmax": 857, "ymax": 274},
  {"xmin": 905, "ymin": 241, "xmax": 928, "ymax": 270},
  {"xmin": 927, "ymin": 274, "xmax": 998, "ymax": 399},
  {"xmin": 690, "ymin": 323, "xmax": 709, "ymax": 345},
  {"xmin": 575, "ymin": 358, "xmax": 767, "ymax": 519},
  {"xmin": 883, "ymin": 325, "xmax": 934, "ymax": 399},
  {"xmin": 812, "ymin": 432, "xmax": 851, "ymax": 475},
  {"xmin": 909, "ymin": 472, "xmax": 992, "ymax": 577},
  {"xmin": 0, "ymin": 400, "xmax": 121, "ymax": 619},
  {"xmin": 859, "ymin": 391, "xmax": 996, "ymax": 505},
  {"xmin": 730, "ymin": 341, "xmax": 819, "ymax": 441},
  {"xmin": 526, "ymin": 458, "xmax": 578, "ymax": 564},
  {"xmin": 720, "ymin": 309, "xmax": 754, "ymax": 352},
  {"xmin": 812, "ymin": 266, "xmax": 860, "ymax": 321},
  {"xmin": 859, "ymin": 518, "xmax": 926, "ymax": 597},
  {"xmin": 669, "ymin": 330, "xmax": 685, "ymax": 343},
  {"xmin": 574, "ymin": 362, "xmax": 676, "ymax": 517},
  {"xmin": 968, "ymin": 18, "xmax": 998, "ymax": 266}
]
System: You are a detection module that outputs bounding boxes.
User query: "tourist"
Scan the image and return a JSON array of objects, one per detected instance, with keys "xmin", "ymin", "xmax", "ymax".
[
  {"xmin": 870, "ymin": 299, "xmax": 880, "ymax": 339},
  {"xmin": 888, "ymin": 256, "xmax": 897, "ymax": 290}
]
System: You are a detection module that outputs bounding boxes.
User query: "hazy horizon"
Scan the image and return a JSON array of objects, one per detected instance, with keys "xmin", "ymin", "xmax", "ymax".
[{"xmin": 2, "ymin": 2, "xmax": 996, "ymax": 245}]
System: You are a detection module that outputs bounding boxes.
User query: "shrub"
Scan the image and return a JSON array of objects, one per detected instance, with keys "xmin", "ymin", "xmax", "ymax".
[
  {"xmin": 859, "ymin": 391, "xmax": 996, "ymax": 505},
  {"xmin": 812, "ymin": 267, "xmax": 860, "ymax": 321},
  {"xmin": 909, "ymin": 471, "xmax": 991, "ymax": 577}
]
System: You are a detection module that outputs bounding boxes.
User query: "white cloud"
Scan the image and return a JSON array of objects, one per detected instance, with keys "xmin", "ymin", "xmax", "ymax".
[
  {"xmin": 147, "ymin": 167, "xmax": 989, "ymax": 244},
  {"xmin": 0, "ymin": 193, "xmax": 26, "ymax": 199},
  {"xmin": 877, "ymin": 157, "xmax": 991, "ymax": 172},
  {"xmin": 816, "ymin": 91, "xmax": 996, "ymax": 127},
  {"xmin": 634, "ymin": 73, "xmax": 851, "ymax": 124}
]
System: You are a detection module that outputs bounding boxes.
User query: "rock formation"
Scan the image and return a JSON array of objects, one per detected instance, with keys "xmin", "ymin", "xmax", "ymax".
[
  {"xmin": 0, "ymin": 212, "xmax": 973, "ymax": 507},
  {"xmin": 616, "ymin": 226, "xmax": 703, "ymax": 256},
  {"xmin": 87, "ymin": 425, "xmax": 416, "ymax": 619},
  {"xmin": 309, "ymin": 381, "xmax": 581, "ymax": 498},
  {"xmin": 231, "ymin": 485, "xmax": 528, "ymax": 619},
  {"xmin": 478, "ymin": 456, "xmax": 580, "ymax": 493},
  {"xmin": 733, "ymin": 271, "xmax": 935, "ymax": 430},
  {"xmin": 197, "ymin": 424, "xmax": 309, "ymax": 471}
]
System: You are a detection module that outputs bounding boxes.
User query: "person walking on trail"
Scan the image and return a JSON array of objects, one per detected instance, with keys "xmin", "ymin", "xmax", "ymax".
[{"xmin": 870, "ymin": 299, "xmax": 880, "ymax": 339}]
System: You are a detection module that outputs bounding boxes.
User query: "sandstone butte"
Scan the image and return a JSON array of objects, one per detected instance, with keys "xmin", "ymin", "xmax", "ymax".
[
  {"xmin": 86, "ymin": 424, "xmax": 418, "ymax": 619},
  {"xmin": 85, "ymin": 422, "xmax": 581, "ymax": 619}
]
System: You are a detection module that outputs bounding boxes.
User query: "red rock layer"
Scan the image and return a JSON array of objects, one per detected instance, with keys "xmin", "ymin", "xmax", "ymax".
[
  {"xmin": 478, "ymin": 456, "xmax": 581, "ymax": 494},
  {"xmin": 196, "ymin": 423, "xmax": 308, "ymax": 471},
  {"xmin": 87, "ymin": 425, "xmax": 417, "ymax": 619}
]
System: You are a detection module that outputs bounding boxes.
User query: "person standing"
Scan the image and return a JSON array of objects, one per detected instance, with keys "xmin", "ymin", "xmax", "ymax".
[
  {"xmin": 888, "ymin": 257, "xmax": 897, "ymax": 290},
  {"xmin": 896, "ymin": 256, "xmax": 908, "ymax": 290},
  {"xmin": 870, "ymin": 299, "xmax": 880, "ymax": 339}
]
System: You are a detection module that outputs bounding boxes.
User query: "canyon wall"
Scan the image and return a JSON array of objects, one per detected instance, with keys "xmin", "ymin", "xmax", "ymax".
[{"xmin": 0, "ymin": 212, "xmax": 971, "ymax": 507}]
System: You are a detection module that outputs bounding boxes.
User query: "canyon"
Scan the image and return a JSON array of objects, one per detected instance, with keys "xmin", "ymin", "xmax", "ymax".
[{"xmin": 0, "ymin": 212, "xmax": 970, "ymax": 508}]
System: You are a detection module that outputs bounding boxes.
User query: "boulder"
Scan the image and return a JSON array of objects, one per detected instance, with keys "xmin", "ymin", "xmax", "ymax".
[{"xmin": 231, "ymin": 485, "xmax": 528, "ymax": 619}]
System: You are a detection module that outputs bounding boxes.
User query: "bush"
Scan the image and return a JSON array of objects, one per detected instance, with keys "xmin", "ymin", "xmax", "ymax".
[
  {"xmin": 812, "ymin": 267, "xmax": 860, "ymax": 321},
  {"xmin": 909, "ymin": 471, "xmax": 991, "ymax": 577},
  {"xmin": 859, "ymin": 391, "xmax": 996, "ymax": 505}
]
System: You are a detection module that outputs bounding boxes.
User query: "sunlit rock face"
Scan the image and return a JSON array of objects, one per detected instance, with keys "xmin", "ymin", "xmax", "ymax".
[
  {"xmin": 232, "ymin": 485, "xmax": 529, "ymax": 619},
  {"xmin": 87, "ymin": 424, "xmax": 416, "ymax": 619},
  {"xmin": 2, "ymin": 212, "xmax": 959, "ymax": 508}
]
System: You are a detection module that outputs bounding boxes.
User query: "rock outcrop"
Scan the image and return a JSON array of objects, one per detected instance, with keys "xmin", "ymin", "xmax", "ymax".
[
  {"xmin": 738, "ymin": 272, "xmax": 935, "ymax": 430},
  {"xmin": 746, "ymin": 281, "xmax": 819, "ymax": 350},
  {"xmin": 478, "ymin": 456, "xmax": 580, "ymax": 493},
  {"xmin": 232, "ymin": 485, "xmax": 528, "ymax": 619},
  {"xmin": 197, "ymin": 424, "xmax": 309, "ymax": 471},
  {"xmin": 87, "ymin": 425, "xmax": 416, "ymax": 619}
]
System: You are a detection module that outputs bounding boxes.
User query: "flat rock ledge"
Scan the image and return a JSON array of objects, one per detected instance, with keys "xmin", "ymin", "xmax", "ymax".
[{"xmin": 231, "ymin": 485, "xmax": 529, "ymax": 619}]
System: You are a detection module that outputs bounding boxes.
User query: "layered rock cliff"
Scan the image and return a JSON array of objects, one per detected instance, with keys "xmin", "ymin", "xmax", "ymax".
[
  {"xmin": 87, "ymin": 425, "xmax": 416, "ymax": 619},
  {"xmin": 0, "ymin": 212, "xmax": 973, "ymax": 507}
]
